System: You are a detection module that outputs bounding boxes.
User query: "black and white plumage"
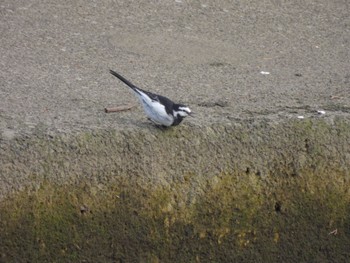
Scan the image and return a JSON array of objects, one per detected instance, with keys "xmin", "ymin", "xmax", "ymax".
[{"xmin": 109, "ymin": 70, "xmax": 192, "ymax": 127}]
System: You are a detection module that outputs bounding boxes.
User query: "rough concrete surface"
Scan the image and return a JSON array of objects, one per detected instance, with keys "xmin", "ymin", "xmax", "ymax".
[
  {"xmin": 0, "ymin": 0, "xmax": 350, "ymax": 261},
  {"xmin": 0, "ymin": 0, "xmax": 349, "ymax": 137}
]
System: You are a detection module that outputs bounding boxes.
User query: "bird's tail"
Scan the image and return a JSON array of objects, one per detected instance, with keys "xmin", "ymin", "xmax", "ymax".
[{"xmin": 109, "ymin": 70, "xmax": 138, "ymax": 90}]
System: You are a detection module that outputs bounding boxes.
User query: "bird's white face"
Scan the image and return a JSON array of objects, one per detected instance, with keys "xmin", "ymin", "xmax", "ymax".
[{"xmin": 175, "ymin": 106, "xmax": 192, "ymax": 117}]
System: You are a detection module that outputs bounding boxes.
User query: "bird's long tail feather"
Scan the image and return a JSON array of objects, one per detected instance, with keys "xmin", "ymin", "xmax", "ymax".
[{"xmin": 109, "ymin": 70, "xmax": 138, "ymax": 90}]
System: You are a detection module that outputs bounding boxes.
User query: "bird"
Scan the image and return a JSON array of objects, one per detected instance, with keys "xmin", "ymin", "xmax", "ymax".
[{"xmin": 109, "ymin": 69, "xmax": 192, "ymax": 127}]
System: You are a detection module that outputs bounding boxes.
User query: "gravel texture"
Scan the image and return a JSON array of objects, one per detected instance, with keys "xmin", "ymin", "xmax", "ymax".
[{"xmin": 0, "ymin": 0, "xmax": 349, "ymax": 138}]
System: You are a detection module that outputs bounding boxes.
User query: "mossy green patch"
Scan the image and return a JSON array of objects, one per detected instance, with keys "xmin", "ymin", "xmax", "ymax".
[{"xmin": 0, "ymin": 170, "xmax": 349, "ymax": 262}]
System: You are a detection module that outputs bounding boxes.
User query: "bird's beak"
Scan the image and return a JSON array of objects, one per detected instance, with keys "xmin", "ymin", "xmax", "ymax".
[{"xmin": 188, "ymin": 112, "xmax": 195, "ymax": 117}]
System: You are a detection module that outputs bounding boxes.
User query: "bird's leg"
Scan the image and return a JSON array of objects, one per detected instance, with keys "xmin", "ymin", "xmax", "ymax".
[
  {"xmin": 157, "ymin": 125, "xmax": 169, "ymax": 130},
  {"xmin": 147, "ymin": 118, "xmax": 168, "ymax": 130}
]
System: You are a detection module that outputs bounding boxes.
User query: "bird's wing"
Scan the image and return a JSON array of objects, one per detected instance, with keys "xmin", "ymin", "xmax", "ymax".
[
  {"xmin": 110, "ymin": 69, "xmax": 174, "ymax": 116},
  {"xmin": 155, "ymin": 95, "xmax": 174, "ymax": 116},
  {"xmin": 143, "ymin": 91, "xmax": 159, "ymax": 101}
]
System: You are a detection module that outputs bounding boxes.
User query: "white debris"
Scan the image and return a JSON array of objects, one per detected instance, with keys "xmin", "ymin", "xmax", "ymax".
[
  {"xmin": 175, "ymin": 0, "xmax": 182, "ymax": 3},
  {"xmin": 260, "ymin": 71, "xmax": 270, "ymax": 75},
  {"xmin": 317, "ymin": 110, "xmax": 326, "ymax": 115},
  {"xmin": 297, "ymin": 116, "xmax": 305, "ymax": 119}
]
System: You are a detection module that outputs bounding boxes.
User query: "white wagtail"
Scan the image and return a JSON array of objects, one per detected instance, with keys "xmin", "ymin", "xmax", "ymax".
[{"xmin": 109, "ymin": 70, "xmax": 192, "ymax": 127}]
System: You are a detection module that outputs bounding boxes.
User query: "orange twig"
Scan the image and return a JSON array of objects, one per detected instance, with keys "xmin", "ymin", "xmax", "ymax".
[{"xmin": 104, "ymin": 104, "xmax": 136, "ymax": 113}]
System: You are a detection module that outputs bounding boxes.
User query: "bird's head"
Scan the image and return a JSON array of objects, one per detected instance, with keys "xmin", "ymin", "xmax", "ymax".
[{"xmin": 173, "ymin": 104, "xmax": 193, "ymax": 118}]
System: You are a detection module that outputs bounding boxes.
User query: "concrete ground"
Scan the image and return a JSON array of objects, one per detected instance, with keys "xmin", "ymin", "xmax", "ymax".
[{"xmin": 1, "ymin": 0, "xmax": 349, "ymax": 138}]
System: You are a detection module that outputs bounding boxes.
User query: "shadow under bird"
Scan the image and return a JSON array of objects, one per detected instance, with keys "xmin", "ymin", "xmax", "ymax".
[{"xmin": 109, "ymin": 70, "xmax": 192, "ymax": 127}]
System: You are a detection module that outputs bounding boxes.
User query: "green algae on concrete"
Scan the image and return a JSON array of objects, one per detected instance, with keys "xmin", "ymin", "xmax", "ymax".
[
  {"xmin": 0, "ymin": 169, "xmax": 349, "ymax": 262},
  {"xmin": 0, "ymin": 118, "xmax": 350, "ymax": 261}
]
